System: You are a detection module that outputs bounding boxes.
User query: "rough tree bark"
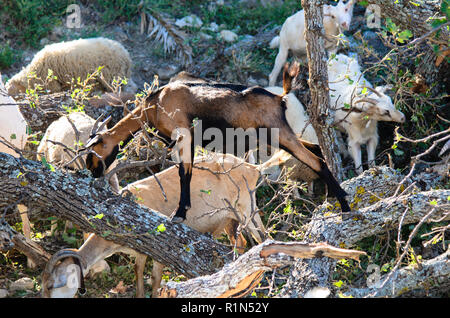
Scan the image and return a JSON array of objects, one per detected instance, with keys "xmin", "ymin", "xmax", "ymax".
[
  {"xmin": 0, "ymin": 152, "xmax": 233, "ymax": 278},
  {"xmin": 301, "ymin": 0, "xmax": 344, "ymax": 181},
  {"xmin": 279, "ymin": 166, "xmax": 449, "ymax": 297}
]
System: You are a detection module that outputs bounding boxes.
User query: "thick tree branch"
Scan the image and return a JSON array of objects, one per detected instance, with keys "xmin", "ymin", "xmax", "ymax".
[
  {"xmin": 345, "ymin": 248, "xmax": 450, "ymax": 298},
  {"xmin": 280, "ymin": 165, "xmax": 449, "ymax": 297},
  {"xmin": 159, "ymin": 240, "xmax": 366, "ymax": 298},
  {"xmin": 0, "ymin": 152, "xmax": 233, "ymax": 278}
]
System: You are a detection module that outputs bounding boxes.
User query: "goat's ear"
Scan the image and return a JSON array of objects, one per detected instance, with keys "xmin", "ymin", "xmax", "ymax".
[{"xmin": 288, "ymin": 62, "xmax": 300, "ymax": 78}]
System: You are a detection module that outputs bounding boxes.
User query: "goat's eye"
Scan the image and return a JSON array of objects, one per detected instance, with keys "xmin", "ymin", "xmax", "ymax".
[{"xmin": 345, "ymin": 8, "xmax": 348, "ymax": 12}]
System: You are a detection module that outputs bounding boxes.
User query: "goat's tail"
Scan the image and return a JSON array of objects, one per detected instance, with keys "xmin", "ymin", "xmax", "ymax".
[
  {"xmin": 269, "ymin": 36, "xmax": 280, "ymax": 49},
  {"xmin": 282, "ymin": 62, "xmax": 300, "ymax": 95}
]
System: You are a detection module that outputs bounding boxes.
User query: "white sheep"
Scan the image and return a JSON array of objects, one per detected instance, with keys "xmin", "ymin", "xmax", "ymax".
[
  {"xmin": 268, "ymin": 0, "xmax": 356, "ymax": 86},
  {"xmin": 328, "ymin": 54, "xmax": 405, "ymax": 174},
  {"xmin": 37, "ymin": 112, "xmax": 120, "ymax": 229},
  {"xmin": 42, "ymin": 153, "xmax": 267, "ymax": 298},
  {"xmin": 37, "ymin": 112, "xmax": 117, "ymax": 176},
  {"xmin": 6, "ymin": 37, "xmax": 137, "ymax": 95}
]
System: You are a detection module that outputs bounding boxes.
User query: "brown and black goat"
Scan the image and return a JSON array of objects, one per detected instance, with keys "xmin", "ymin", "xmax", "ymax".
[{"xmin": 82, "ymin": 63, "xmax": 351, "ymax": 223}]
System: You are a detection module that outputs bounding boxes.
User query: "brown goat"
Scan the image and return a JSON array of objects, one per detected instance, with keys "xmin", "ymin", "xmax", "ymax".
[{"xmin": 82, "ymin": 63, "xmax": 350, "ymax": 223}]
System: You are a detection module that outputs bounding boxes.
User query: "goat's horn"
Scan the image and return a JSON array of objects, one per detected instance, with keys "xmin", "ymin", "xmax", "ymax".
[
  {"xmin": 43, "ymin": 249, "xmax": 85, "ymax": 275},
  {"xmin": 354, "ymin": 98, "xmax": 378, "ymax": 105},
  {"xmin": 43, "ymin": 249, "xmax": 87, "ymax": 294},
  {"xmin": 365, "ymin": 86, "xmax": 383, "ymax": 98},
  {"xmin": 97, "ymin": 115, "xmax": 112, "ymax": 133},
  {"xmin": 90, "ymin": 114, "xmax": 105, "ymax": 136}
]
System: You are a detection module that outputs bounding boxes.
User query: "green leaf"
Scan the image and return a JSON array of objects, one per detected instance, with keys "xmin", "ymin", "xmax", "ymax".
[
  {"xmin": 40, "ymin": 156, "xmax": 55, "ymax": 172},
  {"xmin": 200, "ymin": 189, "xmax": 211, "ymax": 195},
  {"xmin": 393, "ymin": 148, "xmax": 404, "ymax": 156},
  {"xmin": 94, "ymin": 213, "xmax": 104, "ymax": 219},
  {"xmin": 429, "ymin": 200, "xmax": 438, "ymax": 206},
  {"xmin": 397, "ymin": 29, "xmax": 413, "ymax": 43},
  {"xmin": 10, "ymin": 133, "xmax": 16, "ymax": 140},
  {"xmin": 156, "ymin": 223, "xmax": 166, "ymax": 233},
  {"xmin": 333, "ymin": 280, "xmax": 344, "ymax": 288}
]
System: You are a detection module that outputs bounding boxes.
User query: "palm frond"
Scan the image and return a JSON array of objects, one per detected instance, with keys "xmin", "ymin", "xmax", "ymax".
[{"xmin": 142, "ymin": 9, "xmax": 193, "ymax": 66}]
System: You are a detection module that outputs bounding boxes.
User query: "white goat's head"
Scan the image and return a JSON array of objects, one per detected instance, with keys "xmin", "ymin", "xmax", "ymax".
[
  {"xmin": 334, "ymin": 0, "xmax": 356, "ymax": 31},
  {"xmin": 354, "ymin": 86, "xmax": 406, "ymax": 123},
  {"xmin": 41, "ymin": 249, "xmax": 85, "ymax": 298}
]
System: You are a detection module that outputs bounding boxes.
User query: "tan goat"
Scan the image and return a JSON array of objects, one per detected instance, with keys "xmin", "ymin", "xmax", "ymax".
[
  {"xmin": 42, "ymin": 153, "xmax": 266, "ymax": 298},
  {"xmin": 81, "ymin": 62, "xmax": 351, "ymax": 224}
]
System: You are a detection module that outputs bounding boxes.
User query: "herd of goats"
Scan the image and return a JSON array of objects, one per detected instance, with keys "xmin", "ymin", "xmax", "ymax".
[{"xmin": 0, "ymin": 0, "xmax": 411, "ymax": 298}]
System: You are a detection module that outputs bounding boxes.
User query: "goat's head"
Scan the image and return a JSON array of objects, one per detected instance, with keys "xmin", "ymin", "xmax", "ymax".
[
  {"xmin": 335, "ymin": 0, "xmax": 356, "ymax": 31},
  {"xmin": 41, "ymin": 249, "xmax": 86, "ymax": 298},
  {"xmin": 80, "ymin": 115, "xmax": 118, "ymax": 178},
  {"xmin": 354, "ymin": 86, "xmax": 406, "ymax": 123}
]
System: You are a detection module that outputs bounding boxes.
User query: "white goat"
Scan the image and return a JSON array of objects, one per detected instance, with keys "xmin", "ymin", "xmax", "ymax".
[
  {"xmin": 42, "ymin": 153, "xmax": 266, "ymax": 298},
  {"xmin": 269, "ymin": 0, "xmax": 356, "ymax": 86},
  {"xmin": 0, "ymin": 75, "xmax": 28, "ymax": 155},
  {"xmin": 260, "ymin": 86, "xmax": 320, "ymax": 190},
  {"xmin": 0, "ymin": 75, "xmax": 33, "ymax": 266},
  {"xmin": 328, "ymin": 54, "xmax": 405, "ymax": 173}
]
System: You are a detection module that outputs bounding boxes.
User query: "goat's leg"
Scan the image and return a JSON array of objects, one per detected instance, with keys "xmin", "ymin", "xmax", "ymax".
[
  {"xmin": 151, "ymin": 261, "xmax": 164, "ymax": 298},
  {"xmin": 279, "ymin": 129, "xmax": 350, "ymax": 212},
  {"xmin": 367, "ymin": 137, "xmax": 378, "ymax": 169},
  {"xmin": 269, "ymin": 43, "xmax": 289, "ymax": 86},
  {"xmin": 171, "ymin": 130, "xmax": 194, "ymax": 223},
  {"xmin": 134, "ymin": 253, "xmax": 147, "ymax": 298},
  {"xmin": 224, "ymin": 219, "xmax": 247, "ymax": 254},
  {"xmin": 17, "ymin": 204, "xmax": 36, "ymax": 268},
  {"xmin": 348, "ymin": 141, "xmax": 363, "ymax": 174}
]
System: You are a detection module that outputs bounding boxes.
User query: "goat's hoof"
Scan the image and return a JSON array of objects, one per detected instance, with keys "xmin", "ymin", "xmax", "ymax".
[{"xmin": 170, "ymin": 216, "xmax": 185, "ymax": 224}]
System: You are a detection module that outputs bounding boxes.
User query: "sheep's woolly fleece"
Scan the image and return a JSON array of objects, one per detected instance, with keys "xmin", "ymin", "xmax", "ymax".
[{"xmin": 6, "ymin": 37, "xmax": 136, "ymax": 95}]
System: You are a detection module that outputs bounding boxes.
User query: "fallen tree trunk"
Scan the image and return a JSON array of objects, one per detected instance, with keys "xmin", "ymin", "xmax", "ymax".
[
  {"xmin": 345, "ymin": 248, "xmax": 450, "ymax": 298},
  {"xmin": 279, "ymin": 166, "xmax": 449, "ymax": 297},
  {"xmin": 0, "ymin": 151, "xmax": 368, "ymax": 297},
  {"xmin": 1, "ymin": 151, "xmax": 448, "ymax": 297},
  {"xmin": 0, "ymin": 151, "xmax": 233, "ymax": 278}
]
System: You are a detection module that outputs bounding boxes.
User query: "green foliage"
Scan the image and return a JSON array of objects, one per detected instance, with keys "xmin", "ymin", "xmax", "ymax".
[
  {"xmin": 1, "ymin": 0, "xmax": 71, "ymax": 47},
  {"xmin": 93, "ymin": 0, "xmax": 141, "ymax": 24},
  {"xmin": 0, "ymin": 43, "xmax": 18, "ymax": 68}
]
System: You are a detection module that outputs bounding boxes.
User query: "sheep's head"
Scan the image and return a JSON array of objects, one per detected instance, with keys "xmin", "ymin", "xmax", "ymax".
[
  {"xmin": 354, "ymin": 86, "xmax": 406, "ymax": 123},
  {"xmin": 41, "ymin": 249, "xmax": 86, "ymax": 298},
  {"xmin": 335, "ymin": 0, "xmax": 355, "ymax": 31},
  {"xmin": 5, "ymin": 78, "xmax": 26, "ymax": 96}
]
